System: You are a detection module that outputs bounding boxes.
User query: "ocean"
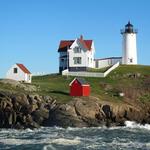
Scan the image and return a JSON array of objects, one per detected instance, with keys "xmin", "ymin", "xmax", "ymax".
[{"xmin": 0, "ymin": 121, "xmax": 150, "ymax": 150}]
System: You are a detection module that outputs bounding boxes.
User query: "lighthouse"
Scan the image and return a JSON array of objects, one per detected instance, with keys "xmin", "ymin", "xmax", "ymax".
[{"xmin": 121, "ymin": 21, "xmax": 138, "ymax": 65}]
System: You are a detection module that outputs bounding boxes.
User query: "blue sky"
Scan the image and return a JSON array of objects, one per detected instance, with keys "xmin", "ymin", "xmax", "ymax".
[{"xmin": 0, "ymin": 0, "xmax": 150, "ymax": 77}]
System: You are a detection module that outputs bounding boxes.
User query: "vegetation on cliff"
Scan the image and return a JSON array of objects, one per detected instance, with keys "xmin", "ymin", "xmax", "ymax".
[{"xmin": 32, "ymin": 65, "xmax": 150, "ymax": 103}]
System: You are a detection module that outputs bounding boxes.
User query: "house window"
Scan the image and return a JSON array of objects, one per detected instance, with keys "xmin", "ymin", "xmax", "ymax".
[
  {"xmin": 73, "ymin": 57, "xmax": 82, "ymax": 64},
  {"xmin": 14, "ymin": 68, "xmax": 18, "ymax": 74},
  {"xmin": 74, "ymin": 47, "xmax": 81, "ymax": 53}
]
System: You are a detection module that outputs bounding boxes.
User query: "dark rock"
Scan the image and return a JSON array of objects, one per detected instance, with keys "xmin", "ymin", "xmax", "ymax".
[
  {"xmin": 0, "ymin": 90, "xmax": 150, "ymax": 129},
  {"xmin": 32, "ymin": 108, "xmax": 49, "ymax": 125},
  {"xmin": 102, "ymin": 105, "xmax": 112, "ymax": 119},
  {"xmin": 12, "ymin": 94, "xmax": 29, "ymax": 106}
]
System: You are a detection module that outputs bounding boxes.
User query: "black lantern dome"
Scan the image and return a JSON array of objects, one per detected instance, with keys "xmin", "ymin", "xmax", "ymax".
[
  {"xmin": 125, "ymin": 21, "xmax": 134, "ymax": 33},
  {"xmin": 125, "ymin": 21, "xmax": 133, "ymax": 27},
  {"xmin": 121, "ymin": 21, "xmax": 137, "ymax": 34}
]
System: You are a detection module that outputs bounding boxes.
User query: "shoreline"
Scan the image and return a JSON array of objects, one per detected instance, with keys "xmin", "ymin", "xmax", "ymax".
[{"xmin": 0, "ymin": 91, "xmax": 150, "ymax": 129}]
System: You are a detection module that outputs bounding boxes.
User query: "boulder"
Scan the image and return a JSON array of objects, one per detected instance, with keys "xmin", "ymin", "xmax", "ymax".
[
  {"xmin": 74, "ymin": 98, "xmax": 100, "ymax": 119},
  {"xmin": 32, "ymin": 108, "xmax": 49, "ymax": 125}
]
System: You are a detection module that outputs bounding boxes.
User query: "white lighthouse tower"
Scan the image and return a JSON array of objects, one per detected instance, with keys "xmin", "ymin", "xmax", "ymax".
[{"xmin": 121, "ymin": 21, "xmax": 138, "ymax": 65}]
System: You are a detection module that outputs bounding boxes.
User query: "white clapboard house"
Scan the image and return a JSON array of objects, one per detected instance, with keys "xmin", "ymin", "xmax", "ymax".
[
  {"xmin": 58, "ymin": 35, "xmax": 95, "ymax": 73},
  {"xmin": 6, "ymin": 63, "xmax": 32, "ymax": 83}
]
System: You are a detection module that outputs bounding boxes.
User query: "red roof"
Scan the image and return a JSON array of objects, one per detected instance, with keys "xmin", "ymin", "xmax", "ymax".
[
  {"xmin": 58, "ymin": 40, "xmax": 74, "ymax": 52},
  {"xmin": 58, "ymin": 36, "xmax": 93, "ymax": 52},
  {"xmin": 69, "ymin": 78, "xmax": 89, "ymax": 86},
  {"xmin": 16, "ymin": 63, "xmax": 31, "ymax": 74}
]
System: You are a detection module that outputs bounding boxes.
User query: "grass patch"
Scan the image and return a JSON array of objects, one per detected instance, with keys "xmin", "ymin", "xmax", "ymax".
[
  {"xmin": 139, "ymin": 93, "xmax": 150, "ymax": 103},
  {"xmin": 32, "ymin": 65, "xmax": 150, "ymax": 103},
  {"xmin": 87, "ymin": 66, "xmax": 112, "ymax": 73}
]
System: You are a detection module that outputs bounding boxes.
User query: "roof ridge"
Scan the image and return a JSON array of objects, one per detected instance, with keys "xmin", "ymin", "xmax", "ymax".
[
  {"xmin": 58, "ymin": 38, "xmax": 93, "ymax": 52},
  {"xmin": 16, "ymin": 63, "xmax": 31, "ymax": 74}
]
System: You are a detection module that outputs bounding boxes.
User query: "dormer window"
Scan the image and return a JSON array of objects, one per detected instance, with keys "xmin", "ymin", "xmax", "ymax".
[
  {"xmin": 74, "ymin": 47, "xmax": 81, "ymax": 53},
  {"xmin": 14, "ymin": 68, "xmax": 18, "ymax": 74}
]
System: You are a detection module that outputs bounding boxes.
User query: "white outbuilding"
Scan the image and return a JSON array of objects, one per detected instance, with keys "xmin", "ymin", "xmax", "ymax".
[{"xmin": 6, "ymin": 63, "xmax": 32, "ymax": 83}]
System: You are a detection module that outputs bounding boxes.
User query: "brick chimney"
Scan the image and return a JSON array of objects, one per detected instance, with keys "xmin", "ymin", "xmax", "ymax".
[{"xmin": 80, "ymin": 35, "xmax": 83, "ymax": 40}]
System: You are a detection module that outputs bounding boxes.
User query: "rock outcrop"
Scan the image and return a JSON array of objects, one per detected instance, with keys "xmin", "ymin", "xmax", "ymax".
[
  {"xmin": 46, "ymin": 97, "xmax": 149, "ymax": 127},
  {"xmin": 0, "ymin": 91, "xmax": 55, "ymax": 129},
  {"xmin": 0, "ymin": 91, "xmax": 150, "ymax": 129},
  {"xmin": 0, "ymin": 79, "xmax": 38, "ymax": 92}
]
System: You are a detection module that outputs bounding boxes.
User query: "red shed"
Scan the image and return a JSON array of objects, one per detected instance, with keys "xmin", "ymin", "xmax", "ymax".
[{"xmin": 69, "ymin": 78, "xmax": 90, "ymax": 96}]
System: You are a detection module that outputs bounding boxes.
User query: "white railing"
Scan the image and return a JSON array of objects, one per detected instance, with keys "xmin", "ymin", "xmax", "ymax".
[
  {"xmin": 104, "ymin": 61, "xmax": 120, "ymax": 77},
  {"xmin": 62, "ymin": 69, "xmax": 69, "ymax": 75},
  {"xmin": 63, "ymin": 71, "xmax": 105, "ymax": 77},
  {"xmin": 62, "ymin": 62, "xmax": 120, "ymax": 78}
]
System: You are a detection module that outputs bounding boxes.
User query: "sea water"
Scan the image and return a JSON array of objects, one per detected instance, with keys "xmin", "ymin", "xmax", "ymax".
[{"xmin": 0, "ymin": 121, "xmax": 150, "ymax": 150}]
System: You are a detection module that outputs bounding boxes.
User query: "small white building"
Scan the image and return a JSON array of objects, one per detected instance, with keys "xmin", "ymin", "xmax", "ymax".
[
  {"xmin": 58, "ymin": 35, "xmax": 95, "ymax": 72},
  {"xmin": 95, "ymin": 57, "xmax": 122, "ymax": 69},
  {"xmin": 6, "ymin": 63, "xmax": 32, "ymax": 83}
]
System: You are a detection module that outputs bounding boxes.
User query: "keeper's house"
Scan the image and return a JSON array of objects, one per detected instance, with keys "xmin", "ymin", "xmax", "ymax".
[
  {"xmin": 6, "ymin": 63, "xmax": 32, "ymax": 83},
  {"xmin": 58, "ymin": 35, "xmax": 95, "ymax": 73}
]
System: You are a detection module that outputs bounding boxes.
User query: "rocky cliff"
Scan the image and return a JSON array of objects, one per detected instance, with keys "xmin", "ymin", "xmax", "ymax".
[
  {"xmin": 0, "ymin": 91, "xmax": 55, "ymax": 129},
  {"xmin": 0, "ymin": 90, "xmax": 150, "ymax": 129}
]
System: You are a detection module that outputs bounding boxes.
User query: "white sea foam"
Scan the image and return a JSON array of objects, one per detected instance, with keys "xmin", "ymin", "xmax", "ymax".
[
  {"xmin": 113, "ymin": 141, "xmax": 135, "ymax": 147},
  {"xmin": 24, "ymin": 128, "xmax": 34, "ymax": 132},
  {"xmin": 43, "ymin": 145, "xmax": 57, "ymax": 150},
  {"xmin": 146, "ymin": 143, "xmax": 150, "ymax": 148},
  {"xmin": 50, "ymin": 138, "xmax": 81, "ymax": 145},
  {"xmin": 66, "ymin": 126, "xmax": 106, "ymax": 132},
  {"xmin": 85, "ymin": 143, "xmax": 100, "ymax": 149},
  {"xmin": 0, "ymin": 138, "xmax": 34, "ymax": 145},
  {"xmin": 0, "ymin": 137, "xmax": 81, "ymax": 146},
  {"xmin": 110, "ymin": 139, "xmax": 149, "ymax": 149},
  {"xmin": 125, "ymin": 121, "xmax": 150, "ymax": 130}
]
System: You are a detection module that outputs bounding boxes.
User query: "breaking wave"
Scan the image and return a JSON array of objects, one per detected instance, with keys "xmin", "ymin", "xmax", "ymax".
[
  {"xmin": 125, "ymin": 121, "xmax": 150, "ymax": 130},
  {"xmin": 0, "ymin": 121, "xmax": 150, "ymax": 150}
]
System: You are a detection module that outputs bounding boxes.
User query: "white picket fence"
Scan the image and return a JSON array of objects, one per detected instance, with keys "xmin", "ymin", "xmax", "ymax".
[{"xmin": 62, "ymin": 62, "xmax": 120, "ymax": 78}]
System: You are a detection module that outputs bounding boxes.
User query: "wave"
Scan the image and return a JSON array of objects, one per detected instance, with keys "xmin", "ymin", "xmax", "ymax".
[
  {"xmin": 64, "ymin": 121, "xmax": 150, "ymax": 131},
  {"xmin": 50, "ymin": 137, "xmax": 81, "ymax": 145},
  {"xmin": 43, "ymin": 145, "xmax": 57, "ymax": 150},
  {"xmin": 1, "ymin": 123, "xmax": 150, "ymax": 150},
  {"xmin": 0, "ymin": 138, "xmax": 34, "ymax": 145},
  {"xmin": 125, "ymin": 121, "xmax": 150, "ymax": 130},
  {"xmin": 0, "ymin": 135, "xmax": 81, "ymax": 146},
  {"xmin": 0, "ymin": 121, "xmax": 150, "ymax": 135}
]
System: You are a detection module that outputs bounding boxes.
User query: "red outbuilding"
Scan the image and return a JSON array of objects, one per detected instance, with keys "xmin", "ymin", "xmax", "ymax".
[{"xmin": 69, "ymin": 78, "xmax": 90, "ymax": 96}]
